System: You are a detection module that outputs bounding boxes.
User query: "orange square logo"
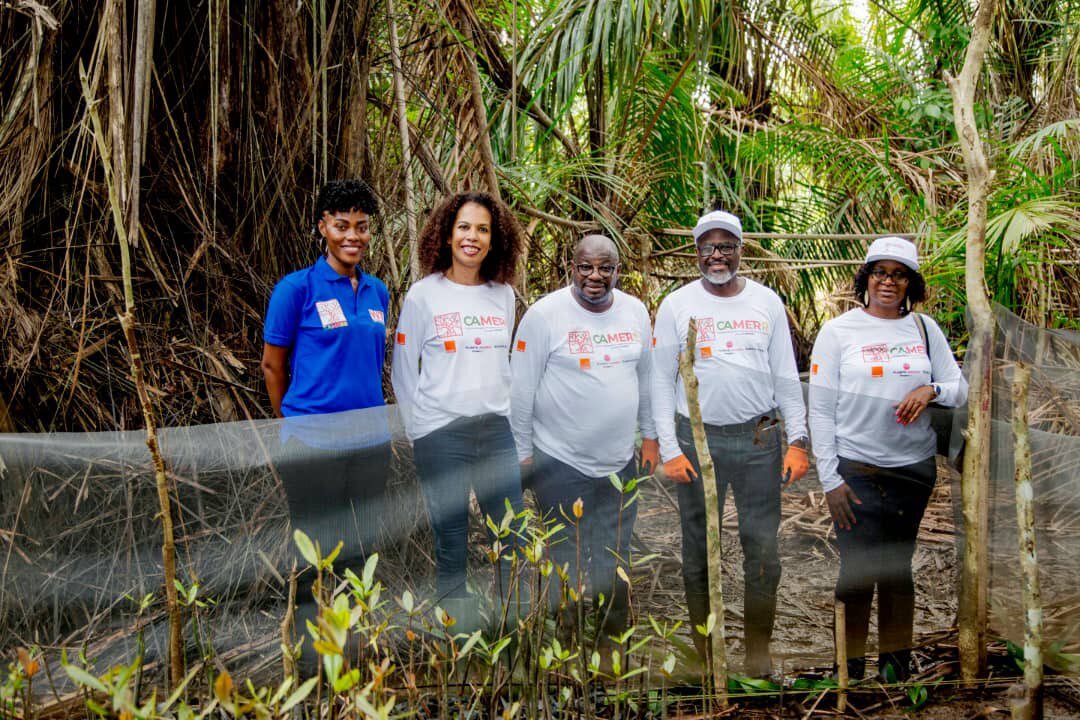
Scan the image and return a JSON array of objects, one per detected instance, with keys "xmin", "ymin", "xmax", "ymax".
[
  {"xmin": 871, "ymin": 366, "xmax": 883, "ymax": 378},
  {"xmin": 700, "ymin": 346, "xmax": 712, "ymax": 359},
  {"xmin": 579, "ymin": 358, "xmax": 591, "ymax": 370},
  {"xmin": 516, "ymin": 339, "xmax": 526, "ymax": 352},
  {"xmin": 396, "ymin": 332, "xmax": 406, "ymax": 345},
  {"xmin": 811, "ymin": 363, "xmax": 818, "ymax": 375},
  {"xmin": 444, "ymin": 340, "xmax": 457, "ymax": 352},
  {"xmin": 651, "ymin": 337, "xmax": 656, "ymax": 347}
]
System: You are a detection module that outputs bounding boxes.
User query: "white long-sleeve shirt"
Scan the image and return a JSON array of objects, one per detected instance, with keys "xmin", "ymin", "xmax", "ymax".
[
  {"xmin": 510, "ymin": 287, "xmax": 656, "ymax": 477},
  {"xmin": 807, "ymin": 309, "xmax": 968, "ymax": 492},
  {"xmin": 391, "ymin": 273, "xmax": 516, "ymax": 441},
  {"xmin": 651, "ymin": 279, "xmax": 808, "ymax": 463}
]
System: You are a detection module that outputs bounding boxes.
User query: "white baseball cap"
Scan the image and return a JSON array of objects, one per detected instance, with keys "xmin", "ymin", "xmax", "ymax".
[
  {"xmin": 693, "ymin": 210, "xmax": 742, "ymax": 242},
  {"xmin": 865, "ymin": 236, "xmax": 919, "ymax": 271}
]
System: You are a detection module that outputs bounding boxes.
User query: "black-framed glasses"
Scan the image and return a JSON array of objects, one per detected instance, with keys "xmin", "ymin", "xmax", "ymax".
[
  {"xmin": 574, "ymin": 263, "xmax": 619, "ymax": 278},
  {"xmin": 697, "ymin": 242, "xmax": 741, "ymax": 257},
  {"xmin": 870, "ymin": 268, "xmax": 910, "ymax": 283}
]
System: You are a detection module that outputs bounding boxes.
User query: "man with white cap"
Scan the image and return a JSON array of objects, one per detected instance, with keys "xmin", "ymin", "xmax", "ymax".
[
  {"xmin": 808, "ymin": 236, "xmax": 966, "ymax": 680},
  {"xmin": 651, "ymin": 209, "xmax": 808, "ymax": 677},
  {"xmin": 511, "ymin": 234, "xmax": 658, "ymax": 649}
]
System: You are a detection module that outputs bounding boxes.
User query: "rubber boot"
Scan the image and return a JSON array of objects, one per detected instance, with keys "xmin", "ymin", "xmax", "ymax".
[
  {"xmin": 687, "ymin": 593, "xmax": 713, "ymax": 669},
  {"xmin": 743, "ymin": 598, "xmax": 776, "ymax": 678}
]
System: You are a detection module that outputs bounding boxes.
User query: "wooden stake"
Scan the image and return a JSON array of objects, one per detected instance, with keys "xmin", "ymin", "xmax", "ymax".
[
  {"xmin": 946, "ymin": 0, "xmax": 998, "ymax": 682},
  {"xmin": 677, "ymin": 318, "xmax": 728, "ymax": 707},
  {"xmin": 835, "ymin": 601, "xmax": 848, "ymax": 713},
  {"xmin": 1010, "ymin": 363, "xmax": 1043, "ymax": 720}
]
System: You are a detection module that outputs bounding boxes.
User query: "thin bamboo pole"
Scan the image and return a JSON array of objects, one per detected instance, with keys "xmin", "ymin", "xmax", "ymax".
[
  {"xmin": 946, "ymin": 0, "xmax": 998, "ymax": 682},
  {"xmin": 1010, "ymin": 363, "xmax": 1043, "ymax": 720},
  {"xmin": 677, "ymin": 318, "xmax": 728, "ymax": 707},
  {"xmin": 80, "ymin": 63, "xmax": 184, "ymax": 691},
  {"xmin": 835, "ymin": 601, "xmax": 848, "ymax": 713},
  {"xmin": 387, "ymin": 0, "xmax": 418, "ymax": 281}
]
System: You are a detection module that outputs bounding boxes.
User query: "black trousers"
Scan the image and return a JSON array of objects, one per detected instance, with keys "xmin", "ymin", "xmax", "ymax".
[
  {"xmin": 675, "ymin": 413, "xmax": 783, "ymax": 665},
  {"xmin": 833, "ymin": 456, "xmax": 936, "ymax": 677},
  {"xmin": 278, "ymin": 438, "xmax": 392, "ymax": 598}
]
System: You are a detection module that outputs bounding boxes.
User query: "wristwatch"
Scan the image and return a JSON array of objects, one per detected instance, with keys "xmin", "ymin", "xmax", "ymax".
[{"xmin": 929, "ymin": 383, "xmax": 941, "ymax": 399}]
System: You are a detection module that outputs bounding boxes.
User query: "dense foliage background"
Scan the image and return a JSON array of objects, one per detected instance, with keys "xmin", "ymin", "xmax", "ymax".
[{"xmin": 0, "ymin": 0, "xmax": 1076, "ymax": 431}]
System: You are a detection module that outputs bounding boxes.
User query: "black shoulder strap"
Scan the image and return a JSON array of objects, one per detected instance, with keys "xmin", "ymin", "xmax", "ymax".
[{"xmin": 913, "ymin": 312, "xmax": 931, "ymax": 369}]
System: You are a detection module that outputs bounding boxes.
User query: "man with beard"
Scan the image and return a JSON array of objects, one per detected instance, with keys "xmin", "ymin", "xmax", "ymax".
[
  {"xmin": 651, "ymin": 210, "xmax": 808, "ymax": 677},
  {"xmin": 510, "ymin": 234, "xmax": 659, "ymax": 653}
]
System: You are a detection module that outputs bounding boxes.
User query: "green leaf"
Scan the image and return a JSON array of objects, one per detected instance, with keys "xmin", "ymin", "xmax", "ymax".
[
  {"xmin": 362, "ymin": 553, "xmax": 379, "ymax": 590},
  {"xmin": 279, "ymin": 677, "xmax": 317, "ymax": 713},
  {"xmin": 293, "ymin": 529, "xmax": 318, "ymax": 567},
  {"xmin": 63, "ymin": 663, "xmax": 108, "ymax": 694}
]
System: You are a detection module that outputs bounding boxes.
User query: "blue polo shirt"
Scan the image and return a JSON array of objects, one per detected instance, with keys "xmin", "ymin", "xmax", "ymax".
[{"xmin": 264, "ymin": 256, "xmax": 390, "ymax": 419}]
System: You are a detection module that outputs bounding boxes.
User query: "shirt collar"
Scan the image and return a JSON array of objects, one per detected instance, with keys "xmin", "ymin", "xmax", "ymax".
[{"xmin": 314, "ymin": 255, "xmax": 372, "ymax": 289}]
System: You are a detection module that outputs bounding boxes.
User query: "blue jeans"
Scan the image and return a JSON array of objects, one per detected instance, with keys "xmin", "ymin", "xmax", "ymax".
[
  {"xmin": 675, "ymin": 412, "xmax": 783, "ymax": 663},
  {"xmin": 834, "ymin": 456, "xmax": 936, "ymax": 678},
  {"xmin": 412, "ymin": 414, "xmax": 525, "ymax": 600},
  {"xmin": 529, "ymin": 448, "xmax": 638, "ymax": 634}
]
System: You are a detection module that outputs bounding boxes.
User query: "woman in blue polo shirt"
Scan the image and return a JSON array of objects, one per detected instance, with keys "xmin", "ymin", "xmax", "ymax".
[{"xmin": 261, "ymin": 180, "xmax": 390, "ymax": 648}]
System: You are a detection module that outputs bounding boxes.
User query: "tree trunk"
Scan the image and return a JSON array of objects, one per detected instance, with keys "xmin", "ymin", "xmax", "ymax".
[
  {"xmin": 1010, "ymin": 363, "xmax": 1043, "ymax": 720},
  {"xmin": 342, "ymin": 0, "xmax": 374, "ymax": 178},
  {"xmin": 387, "ymin": 0, "xmax": 415, "ymax": 282},
  {"xmin": 678, "ymin": 318, "xmax": 729, "ymax": 707},
  {"xmin": 946, "ymin": 0, "xmax": 998, "ymax": 683}
]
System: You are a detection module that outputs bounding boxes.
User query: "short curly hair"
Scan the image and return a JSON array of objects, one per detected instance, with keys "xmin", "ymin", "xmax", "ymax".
[
  {"xmin": 854, "ymin": 261, "xmax": 928, "ymax": 314},
  {"xmin": 313, "ymin": 179, "xmax": 379, "ymax": 230},
  {"xmin": 417, "ymin": 192, "xmax": 524, "ymax": 285}
]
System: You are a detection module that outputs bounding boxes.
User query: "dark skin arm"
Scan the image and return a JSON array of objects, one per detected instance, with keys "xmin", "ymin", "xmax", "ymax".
[
  {"xmin": 894, "ymin": 385, "xmax": 937, "ymax": 425},
  {"xmin": 260, "ymin": 343, "xmax": 290, "ymax": 418}
]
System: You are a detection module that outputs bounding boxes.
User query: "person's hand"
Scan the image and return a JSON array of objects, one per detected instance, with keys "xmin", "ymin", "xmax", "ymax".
[
  {"xmin": 640, "ymin": 438, "xmax": 660, "ymax": 475},
  {"xmin": 782, "ymin": 445, "xmax": 809, "ymax": 487},
  {"xmin": 660, "ymin": 454, "xmax": 697, "ymax": 484},
  {"xmin": 520, "ymin": 456, "xmax": 534, "ymax": 467},
  {"xmin": 825, "ymin": 484, "xmax": 862, "ymax": 530},
  {"xmin": 894, "ymin": 385, "xmax": 937, "ymax": 426}
]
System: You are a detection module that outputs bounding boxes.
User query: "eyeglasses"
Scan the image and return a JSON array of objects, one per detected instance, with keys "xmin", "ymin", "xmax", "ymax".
[
  {"xmin": 697, "ymin": 242, "xmax": 741, "ymax": 257},
  {"xmin": 870, "ymin": 268, "xmax": 910, "ymax": 283},
  {"xmin": 574, "ymin": 263, "xmax": 619, "ymax": 278}
]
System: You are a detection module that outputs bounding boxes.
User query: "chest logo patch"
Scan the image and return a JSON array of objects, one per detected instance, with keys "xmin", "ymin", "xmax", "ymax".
[
  {"xmin": 316, "ymin": 299, "xmax": 348, "ymax": 329},
  {"xmin": 567, "ymin": 330, "xmax": 594, "ymax": 354},
  {"xmin": 368, "ymin": 309, "xmax": 385, "ymax": 324},
  {"xmin": 435, "ymin": 312, "xmax": 463, "ymax": 338},
  {"xmin": 861, "ymin": 343, "xmax": 890, "ymax": 363},
  {"xmin": 696, "ymin": 317, "xmax": 716, "ymax": 341}
]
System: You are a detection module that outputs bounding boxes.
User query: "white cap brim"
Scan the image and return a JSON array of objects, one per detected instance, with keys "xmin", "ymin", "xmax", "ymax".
[
  {"xmin": 865, "ymin": 252, "xmax": 919, "ymax": 271},
  {"xmin": 693, "ymin": 218, "xmax": 742, "ymax": 242}
]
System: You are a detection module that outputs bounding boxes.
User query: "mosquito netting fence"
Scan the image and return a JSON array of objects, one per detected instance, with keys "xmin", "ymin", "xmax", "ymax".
[{"xmin": 0, "ymin": 304, "xmax": 1076, "ymax": 695}]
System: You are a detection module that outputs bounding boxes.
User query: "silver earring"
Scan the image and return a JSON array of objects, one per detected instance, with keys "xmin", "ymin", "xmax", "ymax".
[{"xmin": 863, "ymin": 291, "xmax": 869, "ymax": 306}]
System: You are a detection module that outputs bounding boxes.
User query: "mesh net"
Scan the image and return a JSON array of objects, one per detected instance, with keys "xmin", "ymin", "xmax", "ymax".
[{"xmin": 0, "ymin": 304, "xmax": 1076, "ymax": 694}]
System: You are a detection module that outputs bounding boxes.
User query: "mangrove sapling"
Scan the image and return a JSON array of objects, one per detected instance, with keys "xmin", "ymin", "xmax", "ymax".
[{"xmin": 79, "ymin": 59, "xmax": 184, "ymax": 691}]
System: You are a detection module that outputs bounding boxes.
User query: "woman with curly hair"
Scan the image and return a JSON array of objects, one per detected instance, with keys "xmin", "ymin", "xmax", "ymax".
[
  {"xmin": 808, "ymin": 236, "xmax": 967, "ymax": 681},
  {"xmin": 391, "ymin": 191, "xmax": 526, "ymax": 631}
]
